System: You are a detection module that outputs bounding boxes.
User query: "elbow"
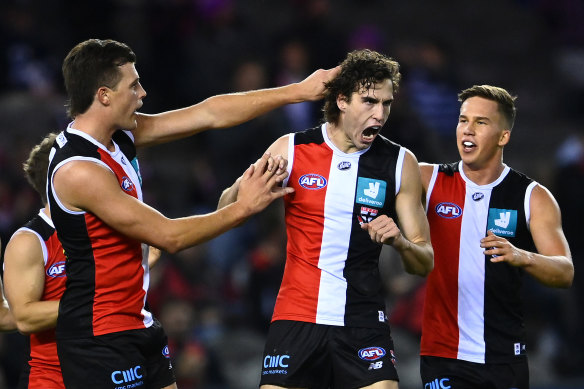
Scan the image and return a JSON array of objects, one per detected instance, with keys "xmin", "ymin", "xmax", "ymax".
[
  {"xmin": 157, "ymin": 236, "xmax": 182, "ymax": 254},
  {"xmin": 15, "ymin": 321, "xmax": 35, "ymax": 336}
]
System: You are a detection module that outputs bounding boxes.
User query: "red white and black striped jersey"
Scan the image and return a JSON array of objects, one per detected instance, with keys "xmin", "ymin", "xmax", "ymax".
[
  {"xmin": 420, "ymin": 161, "xmax": 537, "ymax": 364},
  {"xmin": 14, "ymin": 209, "xmax": 66, "ymax": 388},
  {"xmin": 272, "ymin": 124, "xmax": 405, "ymax": 328},
  {"xmin": 47, "ymin": 126, "xmax": 152, "ymax": 339}
]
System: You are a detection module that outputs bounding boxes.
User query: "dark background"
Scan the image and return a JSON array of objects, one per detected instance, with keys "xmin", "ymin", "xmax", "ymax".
[{"xmin": 0, "ymin": 0, "xmax": 583, "ymax": 388}]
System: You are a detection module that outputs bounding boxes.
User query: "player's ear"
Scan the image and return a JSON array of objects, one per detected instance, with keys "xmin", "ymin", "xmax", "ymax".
[
  {"xmin": 499, "ymin": 129, "xmax": 510, "ymax": 147},
  {"xmin": 336, "ymin": 94, "xmax": 348, "ymax": 112},
  {"xmin": 96, "ymin": 87, "xmax": 111, "ymax": 106}
]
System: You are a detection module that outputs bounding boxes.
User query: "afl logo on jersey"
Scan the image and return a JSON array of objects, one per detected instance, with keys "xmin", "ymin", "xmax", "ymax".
[
  {"xmin": 121, "ymin": 176, "xmax": 134, "ymax": 192},
  {"xmin": 337, "ymin": 161, "xmax": 351, "ymax": 170},
  {"xmin": 299, "ymin": 174, "xmax": 327, "ymax": 190},
  {"xmin": 358, "ymin": 347, "xmax": 386, "ymax": 361},
  {"xmin": 435, "ymin": 202, "xmax": 462, "ymax": 219},
  {"xmin": 47, "ymin": 261, "xmax": 66, "ymax": 278}
]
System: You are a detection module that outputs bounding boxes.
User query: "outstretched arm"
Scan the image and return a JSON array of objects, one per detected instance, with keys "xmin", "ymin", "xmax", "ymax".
[
  {"xmin": 134, "ymin": 67, "xmax": 340, "ymax": 147},
  {"xmin": 54, "ymin": 152, "xmax": 291, "ymax": 254},
  {"xmin": 4, "ymin": 232, "xmax": 56, "ymax": 334},
  {"xmin": 481, "ymin": 184, "xmax": 573, "ymax": 288},
  {"xmin": 361, "ymin": 150, "xmax": 434, "ymax": 276}
]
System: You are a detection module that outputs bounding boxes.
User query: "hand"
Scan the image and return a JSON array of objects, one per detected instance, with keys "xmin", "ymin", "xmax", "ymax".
[
  {"xmin": 236, "ymin": 152, "xmax": 294, "ymax": 216},
  {"xmin": 360, "ymin": 215, "xmax": 405, "ymax": 248},
  {"xmin": 263, "ymin": 153, "xmax": 288, "ymax": 185},
  {"xmin": 481, "ymin": 230, "xmax": 526, "ymax": 266},
  {"xmin": 299, "ymin": 66, "xmax": 341, "ymax": 101}
]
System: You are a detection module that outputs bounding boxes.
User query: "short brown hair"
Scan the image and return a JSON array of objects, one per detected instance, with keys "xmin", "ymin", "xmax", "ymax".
[
  {"xmin": 323, "ymin": 49, "xmax": 401, "ymax": 125},
  {"xmin": 62, "ymin": 39, "xmax": 136, "ymax": 118},
  {"xmin": 23, "ymin": 133, "xmax": 57, "ymax": 204},
  {"xmin": 458, "ymin": 85, "xmax": 517, "ymax": 130}
]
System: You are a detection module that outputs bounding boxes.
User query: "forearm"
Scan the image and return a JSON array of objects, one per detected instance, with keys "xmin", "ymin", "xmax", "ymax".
[
  {"xmin": 0, "ymin": 303, "xmax": 15, "ymax": 332},
  {"xmin": 13, "ymin": 300, "xmax": 59, "ymax": 335},
  {"xmin": 393, "ymin": 239, "xmax": 434, "ymax": 276},
  {"xmin": 157, "ymin": 201, "xmax": 250, "ymax": 253},
  {"xmin": 522, "ymin": 251, "xmax": 574, "ymax": 288},
  {"xmin": 217, "ymin": 180, "xmax": 240, "ymax": 210}
]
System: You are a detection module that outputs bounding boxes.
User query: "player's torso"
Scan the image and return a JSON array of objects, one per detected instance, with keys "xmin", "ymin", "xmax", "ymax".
[
  {"xmin": 274, "ymin": 124, "xmax": 403, "ymax": 328},
  {"xmin": 421, "ymin": 161, "xmax": 536, "ymax": 363},
  {"xmin": 47, "ymin": 128, "xmax": 152, "ymax": 339}
]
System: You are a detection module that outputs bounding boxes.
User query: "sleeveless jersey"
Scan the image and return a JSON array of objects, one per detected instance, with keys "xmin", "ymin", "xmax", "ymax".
[
  {"xmin": 15, "ymin": 210, "xmax": 66, "ymax": 388},
  {"xmin": 47, "ymin": 126, "xmax": 152, "ymax": 339},
  {"xmin": 420, "ymin": 161, "xmax": 537, "ymax": 364},
  {"xmin": 272, "ymin": 123, "xmax": 405, "ymax": 328}
]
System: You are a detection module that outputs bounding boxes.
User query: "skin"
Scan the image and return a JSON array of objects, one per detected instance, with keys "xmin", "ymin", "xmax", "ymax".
[
  {"xmin": 51, "ymin": 59, "xmax": 338, "ymax": 389},
  {"xmin": 0, "ymin": 239, "xmax": 16, "ymax": 332},
  {"xmin": 221, "ymin": 79, "xmax": 434, "ymax": 389},
  {"xmin": 54, "ymin": 62, "xmax": 338, "ymax": 254},
  {"xmin": 419, "ymin": 96, "xmax": 573, "ymax": 288}
]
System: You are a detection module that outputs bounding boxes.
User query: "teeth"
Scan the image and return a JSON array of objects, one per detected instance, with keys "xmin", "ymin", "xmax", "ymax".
[{"xmin": 463, "ymin": 141, "xmax": 474, "ymax": 147}]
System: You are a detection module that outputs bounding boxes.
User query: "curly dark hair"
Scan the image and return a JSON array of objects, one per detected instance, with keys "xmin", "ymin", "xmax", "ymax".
[
  {"xmin": 322, "ymin": 49, "xmax": 401, "ymax": 125},
  {"xmin": 62, "ymin": 39, "xmax": 136, "ymax": 118}
]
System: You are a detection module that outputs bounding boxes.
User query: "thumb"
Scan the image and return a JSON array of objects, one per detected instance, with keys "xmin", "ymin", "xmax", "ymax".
[{"xmin": 487, "ymin": 229, "xmax": 496, "ymax": 237}]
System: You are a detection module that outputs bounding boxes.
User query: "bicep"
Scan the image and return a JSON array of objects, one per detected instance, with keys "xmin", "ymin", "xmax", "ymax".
[
  {"xmin": 529, "ymin": 185, "xmax": 571, "ymax": 257},
  {"xmin": 53, "ymin": 161, "xmax": 170, "ymax": 245},
  {"xmin": 3, "ymin": 233, "xmax": 46, "ymax": 310},
  {"xmin": 395, "ymin": 152, "xmax": 431, "ymax": 244}
]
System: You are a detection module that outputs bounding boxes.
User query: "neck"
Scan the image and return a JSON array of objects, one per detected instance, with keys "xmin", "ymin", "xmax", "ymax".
[
  {"xmin": 461, "ymin": 159, "xmax": 505, "ymax": 186},
  {"xmin": 326, "ymin": 122, "xmax": 357, "ymax": 154},
  {"xmin": 71, "ymin": 114, "xmax": 116, "ymax": 151}
]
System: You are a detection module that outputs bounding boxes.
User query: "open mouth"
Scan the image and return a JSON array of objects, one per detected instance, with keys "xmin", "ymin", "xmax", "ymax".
[
  {"xmin": 362, "ymin": 126, "xmax": 381, "ymax": 141},
  {"xmin": 462, "ymin": 140, "xmax": 476, "ymax": 151}
]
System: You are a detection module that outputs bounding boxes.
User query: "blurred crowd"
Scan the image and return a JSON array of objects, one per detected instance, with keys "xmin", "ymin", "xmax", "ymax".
[{"xmin": 0, "ymin": 0, "xmax": 583, "ymax": 388}]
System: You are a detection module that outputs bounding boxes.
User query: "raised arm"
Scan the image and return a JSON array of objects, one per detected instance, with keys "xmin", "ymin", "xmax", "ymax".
[
  {"xmin": 54, "ymin": 152, "xmax": 291, "ymax": 254},
  {"xmin": 4, "ymin": 232, "xmax": 56, "ymax": 334},
  {"xmin": 362, "ymin": 150, "xmax": 434, "ymax": 276},
  {"xmin": 134, "ymin": 67, "xmax": 340, "ymax": 147},
  {"xmin": 481, "ymin": 184, "xmax": 573, "ymax": 288}
]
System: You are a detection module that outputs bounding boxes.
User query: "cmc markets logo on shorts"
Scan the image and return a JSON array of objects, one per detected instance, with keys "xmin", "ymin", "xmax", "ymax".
[
  {"xmin": 424, "ymin": 378, "xmax": 451, "ymax": 389},
  {"xmin": 358, "ymin": 346, "xmax": 386, "ymax": 361},
  {"xmin": 111, "ymin": 365, "xmax": 144, "ymax": 388},
  {"xmin": 298, "ymin": 173, "xmax": 327, "ymax": 190},
  {"xmin": 121, "ymin": 176, "xmax": 135, "ymax": 192},
  {"xmin": 435, "ymin": 202, "xmax": 462, "ymax": 219},
  {"xmin": 46, "ymin": 261, "xmax": 66, "ymax": 278}
]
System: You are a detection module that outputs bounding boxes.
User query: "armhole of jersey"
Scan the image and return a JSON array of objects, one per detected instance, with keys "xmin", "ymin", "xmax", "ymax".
[
  {"xmin": 122, "ymin": 130, "xmax": 135, "ymax": 143},
  {"xmin": 425, "ymin": 165, "xmax": 439, "ymax": 215},
  {"xmin": 524, "ymin": 181, "xmax": 538, "ymax": 230},
  {"xmin": 395, "ymin": 147, "xmax": 406, "ymax": 195},
  {"xmin": 282, "ymin": 133, "xmax": 294, "ymax": 188},
  {"xmin": 14, "ymin": 228, "xmax": 49, "ymax": 266},
  {"xmin": 50, "ymin": 156, "xmax": 114, "ymax": 215}
]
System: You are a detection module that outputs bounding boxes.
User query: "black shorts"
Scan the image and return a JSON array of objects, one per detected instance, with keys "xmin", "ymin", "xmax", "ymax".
[
  {"xmin": 57, "ymin": 319, "xmax": 176, "ymax": 389},
  {"xmin": 420, "ymin": 355, "xmax": 529, "ymax": 389},
  {"xmin": 260, "ymin": 320, "xmax": 399, "ymax": 389}
]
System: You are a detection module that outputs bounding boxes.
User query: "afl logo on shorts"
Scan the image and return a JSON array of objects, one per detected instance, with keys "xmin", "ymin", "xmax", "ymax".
[
  {"xmin": 435, "ymin": 202, "xmax": 462, "ymax": 219},
  {"xmin": 358, "ymin": 347, "xmax": 386, "ymax": 361},
  {"xmin": 47, "ymin": 261, "xmax": 66, "ymax": 278},
  {"xmin": 121, "ymin": 176, "xmax": 134, "ymax": 192},
  {"xmin": 299, "ymin": 173, "xmax": 327, "ymax": 190}
]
